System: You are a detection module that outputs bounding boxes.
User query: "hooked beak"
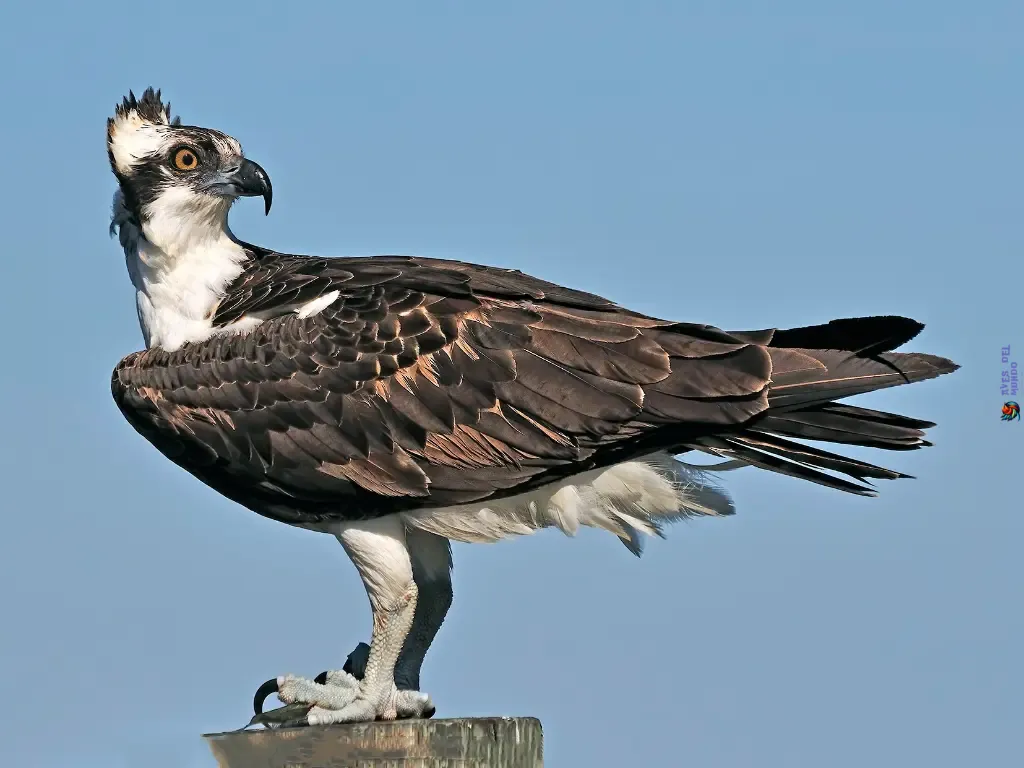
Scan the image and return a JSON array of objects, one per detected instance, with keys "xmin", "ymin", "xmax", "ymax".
[{"xmin": 216, "ymin": 158, "xmax": 273, "ymax": 215}]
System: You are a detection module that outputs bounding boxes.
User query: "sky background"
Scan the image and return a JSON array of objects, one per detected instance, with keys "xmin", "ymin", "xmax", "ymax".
[{"xmin": 0, "ymin": 2, "xmax": 1020, "ymax": 766}]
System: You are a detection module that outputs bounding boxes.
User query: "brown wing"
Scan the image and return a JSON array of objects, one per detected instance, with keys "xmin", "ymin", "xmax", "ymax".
[
  {"xmin": 113, "ymin": 255, "xmax": 958, "ymax": 524},
  {"xmin": 111, "ymin": 254, "xmax": 778, "ymax": 525}
]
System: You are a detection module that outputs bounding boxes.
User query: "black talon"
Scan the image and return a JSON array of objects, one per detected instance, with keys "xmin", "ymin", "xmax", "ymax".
[
  {"xmin": 253, "ymin": 677, "xmax": 279, "ymax": 715},
  {"xmin": 253, "ymin": 672, "xmax": 330, "ymax": 719}
]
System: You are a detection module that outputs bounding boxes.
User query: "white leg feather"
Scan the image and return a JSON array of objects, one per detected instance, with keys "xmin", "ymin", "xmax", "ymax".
[{"xmin": 403, "ymin": 452, "xmax": 734, "ymax": 555}]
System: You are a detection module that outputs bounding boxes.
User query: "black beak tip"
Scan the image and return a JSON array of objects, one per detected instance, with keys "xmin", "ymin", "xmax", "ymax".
[
  {"xmin": 260, "ymin": 169, "xmax": 272, "ymax": 215},
  {"xmin": 256, "ymin": 166, "xmax": 272, "ymax": 215},
  {"xmin": 253, "ymin": 677, "xmax": 280, "ymax": 715}
]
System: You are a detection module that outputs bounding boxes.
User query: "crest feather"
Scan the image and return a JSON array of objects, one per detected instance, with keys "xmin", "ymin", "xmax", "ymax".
[{"xmin": 112, "ymin": 87, "xmax": 181, "ymax": 127}]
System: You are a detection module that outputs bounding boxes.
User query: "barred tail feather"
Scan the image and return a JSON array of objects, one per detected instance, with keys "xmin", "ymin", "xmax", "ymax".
[
  {"xmin": 687, "ymin": 316, "xmax": 959, "ymax": 495},
  {"xmin": 755, "ymin": 404, "xmax": 936, "ymax": 450}
]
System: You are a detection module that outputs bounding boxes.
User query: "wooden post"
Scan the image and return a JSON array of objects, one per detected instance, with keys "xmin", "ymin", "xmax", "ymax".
[{"xmin": 204, "ymin": 717, "xmax": 543, "ymax": 768}]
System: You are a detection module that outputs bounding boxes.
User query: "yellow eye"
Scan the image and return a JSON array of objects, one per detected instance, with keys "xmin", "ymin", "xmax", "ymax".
[{"xmin": 173, "ymin": 147, "xmax": 199, "ymax": 171}]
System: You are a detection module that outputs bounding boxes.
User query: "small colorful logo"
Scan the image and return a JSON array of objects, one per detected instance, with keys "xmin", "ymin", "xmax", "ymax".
[{"xmin": 1002, "ymin": 401, "xmax": 1021, "ymax": 421}]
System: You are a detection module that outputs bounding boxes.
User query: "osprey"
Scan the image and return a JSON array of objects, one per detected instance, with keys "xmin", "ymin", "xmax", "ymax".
[{"xmin": 108, "ymin": 88, "xmax": 958, "ymax": 727}]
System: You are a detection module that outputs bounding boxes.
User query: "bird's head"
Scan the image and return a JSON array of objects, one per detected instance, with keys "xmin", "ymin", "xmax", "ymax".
[{"xmin": 107, "ymin": 88, "xmax": 271, "ymax": 253}]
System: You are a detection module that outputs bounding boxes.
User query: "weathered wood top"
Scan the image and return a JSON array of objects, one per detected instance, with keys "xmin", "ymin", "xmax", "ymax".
[{"xmin": 204, "ymin": 716, "xmax": 543, "ymax": 768}]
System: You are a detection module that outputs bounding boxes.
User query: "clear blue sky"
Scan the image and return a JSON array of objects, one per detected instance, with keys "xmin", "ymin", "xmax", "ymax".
[{"xmin": 0, "ymin": 3, "xmax": 1019, "ymax": 766}]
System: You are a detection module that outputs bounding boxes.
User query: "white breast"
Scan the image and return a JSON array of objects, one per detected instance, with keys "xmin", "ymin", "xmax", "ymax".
[
  {"xmin": 119, "ymin": 218, "xmax": 341, "ymax": 351},
  {"xmin": 128, "ymin": 235, "xmax": 256, "ymax": 351}
]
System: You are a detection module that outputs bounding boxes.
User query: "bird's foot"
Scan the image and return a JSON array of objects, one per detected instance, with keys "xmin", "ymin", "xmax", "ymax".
[
  {"xmin": 249, "ymin": 668, "xmax": 356, "ymax": 728},
  {"xmin": 304, "ymin": 682, "xmax": 433, "ymax": 725},
  {"xmin": 251, "ymin": 670, "xmax": 433, "ymax": 726}
]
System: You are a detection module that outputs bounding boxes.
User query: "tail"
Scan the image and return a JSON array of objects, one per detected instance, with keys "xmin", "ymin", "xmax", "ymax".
[{"xmin": 689, "ymin": 316, "xmax": 959, "ymax": 496}]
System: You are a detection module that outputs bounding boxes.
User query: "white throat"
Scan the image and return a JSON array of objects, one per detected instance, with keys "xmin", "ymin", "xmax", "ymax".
[{"xmin": 114, "ymin": 190, "xmax": 254, "ymax": 351}]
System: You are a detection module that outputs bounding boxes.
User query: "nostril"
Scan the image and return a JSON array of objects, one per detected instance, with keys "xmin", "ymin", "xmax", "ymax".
[{"xmin": 222, "ymin": 165, "xmax": 240, "ymax": 175}]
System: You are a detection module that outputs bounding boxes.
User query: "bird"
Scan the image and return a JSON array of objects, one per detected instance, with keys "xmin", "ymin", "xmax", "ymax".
[{"xmin": 107, "ymin": 87, "xmax": 959, "ymax": 727}]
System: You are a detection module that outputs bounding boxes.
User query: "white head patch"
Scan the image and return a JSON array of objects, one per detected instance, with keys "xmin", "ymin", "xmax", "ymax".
[{"xmin": 106, "ymin": 88, "xmax": 179, "ymax": 176}]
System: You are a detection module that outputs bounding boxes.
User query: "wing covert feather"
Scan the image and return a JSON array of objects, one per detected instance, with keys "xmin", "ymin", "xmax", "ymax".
[{"xmin": 111, "ymin": 254, "xmax": 775, "ymax": 521}]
